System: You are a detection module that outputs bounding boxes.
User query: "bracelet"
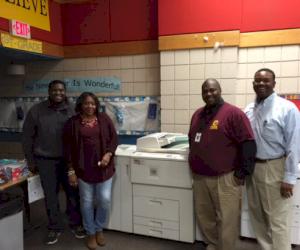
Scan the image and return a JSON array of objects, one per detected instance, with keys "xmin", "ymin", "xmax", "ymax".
[{"xmin": 67, "ymin": 170, "xmax": 75, "ymax": 176}]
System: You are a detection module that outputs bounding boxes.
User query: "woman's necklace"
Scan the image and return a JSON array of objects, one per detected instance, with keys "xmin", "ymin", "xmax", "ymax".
[{"xmin": 81, "ymin": 116, "xmax": 98, "ymax": 128}]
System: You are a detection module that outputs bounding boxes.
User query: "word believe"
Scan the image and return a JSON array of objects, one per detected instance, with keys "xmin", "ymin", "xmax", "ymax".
[{"xmin": 5, "ymin": 0, "xmax": 48, "ymax": 16}]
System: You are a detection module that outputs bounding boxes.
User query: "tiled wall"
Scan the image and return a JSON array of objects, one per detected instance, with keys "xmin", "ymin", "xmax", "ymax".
[
  {"xmin": 0, "ymin": 46, "xmax": 300, "ymax": 135},
  {"xmin": 160, "ymin": 45, "xmax": 300, "ymax": 134},
  {"xmin": 0, "ymin": 53, "xmax": 161, "ymax": 97}
]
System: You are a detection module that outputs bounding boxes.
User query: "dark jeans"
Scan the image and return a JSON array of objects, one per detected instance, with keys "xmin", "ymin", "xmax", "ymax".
[{"xmin": 35, "ymin": 157, "xmax": 82, "ymax": 231}]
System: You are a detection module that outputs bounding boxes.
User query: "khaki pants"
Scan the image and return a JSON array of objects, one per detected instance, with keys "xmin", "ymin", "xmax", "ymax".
[
  {"xmin": 246, "ymin": 158, "xmax": 292, "ymax": 250},
  {"xmin": 193, "ymin": 171, "xmax": 241, "ymax": 250}
]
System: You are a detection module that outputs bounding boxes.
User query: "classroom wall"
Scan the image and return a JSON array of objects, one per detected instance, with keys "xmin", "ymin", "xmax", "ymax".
[
  {"xmin": 0, "ymin": 53, "xmax": 160, "ymax": 97},
  {"xmin": 159, "ymin": 0, "xmax": 300, "ymax": 35}
]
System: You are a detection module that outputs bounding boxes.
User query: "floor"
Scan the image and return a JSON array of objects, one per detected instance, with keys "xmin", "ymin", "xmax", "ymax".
[{"xmin": 21, "ymin": 192, "xmax": 300, "ymax": 250}]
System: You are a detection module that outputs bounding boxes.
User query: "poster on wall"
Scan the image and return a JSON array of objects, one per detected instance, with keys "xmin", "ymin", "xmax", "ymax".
[
  {"xmin": 0, "ymin": 0, "xmax": 50, "ymax": 31},
  {"xmin": 24, "ymin": 77, "xmax": 121, "ymax": 93}
]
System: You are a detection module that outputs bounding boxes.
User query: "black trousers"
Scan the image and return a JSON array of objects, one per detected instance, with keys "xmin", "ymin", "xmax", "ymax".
[{"xmin": 35, "ymin": 157, "xmax": 82, "ymax": 231}]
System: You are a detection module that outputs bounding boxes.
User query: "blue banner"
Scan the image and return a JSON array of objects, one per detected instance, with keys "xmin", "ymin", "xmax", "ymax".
[{"xmin": 24, "ymin": 77, "xmax": 121, "ymax": 93}]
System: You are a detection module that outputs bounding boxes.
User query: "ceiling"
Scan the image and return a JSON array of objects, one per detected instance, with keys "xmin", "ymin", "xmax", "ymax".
[{"xmin": 0, "ymin": 46, "xmax": 59, "ymax": 63}]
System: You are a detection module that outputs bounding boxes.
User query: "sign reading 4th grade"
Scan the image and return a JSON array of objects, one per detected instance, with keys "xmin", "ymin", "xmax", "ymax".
[{"xmin": 24, "ymin": 77, "xmax": 121, "ymax": 93}]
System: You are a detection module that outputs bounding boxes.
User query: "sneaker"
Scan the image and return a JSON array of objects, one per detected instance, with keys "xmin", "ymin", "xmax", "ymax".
[
  {"xmin": 71, "ymin": 225, "xmax": 86, "ymax": 239},
  {"xmin": 45, "ymin": 230, "xmax": 61, "ymax": 245}
]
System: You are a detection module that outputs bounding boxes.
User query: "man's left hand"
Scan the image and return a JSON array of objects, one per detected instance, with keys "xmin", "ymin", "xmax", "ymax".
[
  {"xmin": 233, "ymin": 176, "xmax": 245, "ymax": 186},
  {"xmin": 280, "ymin": 182, "xmax": 294, "ymax": 198}
]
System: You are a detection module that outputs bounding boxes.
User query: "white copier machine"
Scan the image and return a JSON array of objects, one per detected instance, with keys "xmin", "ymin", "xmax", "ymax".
[{"xmin": 130, "ymin": 132, "xmax": 195, "ymax": 243}]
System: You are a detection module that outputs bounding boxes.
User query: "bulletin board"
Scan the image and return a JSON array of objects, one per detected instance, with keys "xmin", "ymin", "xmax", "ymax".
[{"xmin": 0, "ymin": 96, "xmax": 160, "ymax": 135}]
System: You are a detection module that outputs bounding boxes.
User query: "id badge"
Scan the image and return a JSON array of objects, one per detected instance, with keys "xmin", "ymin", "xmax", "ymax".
[{"xmin": 195, "ymin": 132, "xmax": 201, "ymax": 142}]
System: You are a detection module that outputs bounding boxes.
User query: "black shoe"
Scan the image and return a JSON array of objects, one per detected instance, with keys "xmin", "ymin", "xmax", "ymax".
[
  {"xmin": 71, "ymin": 225, "xmax": 86, "ymax": 239},
  {"xmin": 45, "ymin": 230, "xmax": 61, "ymax": 245}
]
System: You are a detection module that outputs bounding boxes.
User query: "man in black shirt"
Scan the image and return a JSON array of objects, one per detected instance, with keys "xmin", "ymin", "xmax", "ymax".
[{"xmin": 23, "ymin": 80, "xmax": 83, "ymax": 245}]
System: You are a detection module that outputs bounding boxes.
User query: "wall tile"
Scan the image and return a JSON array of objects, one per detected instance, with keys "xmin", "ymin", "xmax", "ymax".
[
  {"xmin": 237, "ymin": 63, "xmax": 247, "ymax": 79},
  {"xmin": 145, "ymin": 53, "xmax": 160, "ymax": 68},
  {"xmin": 221, "ymin": 63, "xmax": 237, "ymax": 78},
  {"xmin": 175, "ymin": 50, "xmax": 190, "ymax": 65},
  {"xmin": 221, "ymin": 47, "xmax": 238, "ymax": 62},
  {"xmin": 205, "ymin": 63, "xmax": 221, "ymax": 78},
  {"xmin": 174, "ymin": 124, "xmax": 189, "ymax": 134},
  {"xmin": 84, "ymin": 58, "xmax": 98, "ymax": 70},
  {"xmin": 107, "ymin": 69, "xmax": 121, "ymax": 78},
  {"xmin": 133, "ymin": 55, "xmax": 146, "ymax": 68},
  {"xmin": 63, "ymin": 58, "xmax": 86, "ymax": 71},
  {"xmin": 246, "ymin": 78, "xmax": 254, "ymax": 94},
  {"xmin": 246, "ymin": 94, "xmax": 256, "ymax": 104},
  {"xmin": 175, "ymin": 80, "xmax": 190, "ymax": 94},
  {"xmin": 247, "ymin": 47, "xmax": 264, "ymax": 62},
  {"xmin": 133, "ymin": 69, "xmax": 147, "ymax": 82},
  {"xmin": 205, "ymin": 48, "xmax": 221, "ymax": 63},
  {"xmin": 190, "ymin": 64, "xmax": 205, "ymax": 80},
  {"xmin": 121, "ymin": 82, "xmax": 134, "ymax": 96},
  {"xmin": 264, "ymin": 62, "xmax": 281, "ymax": 77},
  {"xmin": 235, "ymin": 95, "xmax": 246, "ymax": 109},
  {"xmin": 83, "ymin": 70, "xmax": 98, "ymax": 77},
  {"xmin": 279, "ymin": 77, "xmax": 298, "ymax": 93},
  {"xmin": 146, "ymin": 68, "xmax": 160, "ymax": 82},
  {"xmin": 190, "ymin": 49, "xmax": 205, "ymax": 64},
  {"xmin": 161, "ymin": 95, "xmax": 175, "ymax": 109},
  {"xmin": 160, "ymin": 51, "xmax": 175, "ymax": 65},
  {"xmin": 133, "ymin": 82, "xmax": 147, "ymax": 95},
  {"xmin": 161, "ymin": 80, "xmax": 174, "ymax": 95},
  {"xmin": 236, "ymin": 79, "xmax": 247, "ymax": 94},
  {"xmin": 175, "ymin": 65, "xmax": 190, "ymax": 80},
  {"xmin": 222, "ymin": 94, "xmax": 236, "ymax": 105},
  {"xmin": 121, "ymin": 56, "xmax": 134, "ymax": 69},
  {"xmin": 281, "ymin": 45, "xmax": 300, "ymax": 61},
  {"xmin": 190, "ymin": 95, "xmax": 204, "ymax": 109},
  {"xmin": 220, "ymin": 79, "xmax": 237, "ymax": 94},
  {"xmin": 190, "ymin": 79, "xmax": 203, "ymax": 94},
  {"xmin": 108, "ymin": 56, "xmax": 121, "ymax": 69},
  {"xmin": 146, "ymin": 81, "xmax": 160, "ymax": 95},
  {"xmin": 161, "ymin": 109, "xmax": 175, "ymax": 123},
  {"xmin": 175, "ymin": 110, "xmax": 190, "ymax": 124},
  {"xmin": 247, "ymin": 63, "xmax": 264, "ymax": 78},
  {"xmin": 238, "ymin": 49, "xmax": 247, "ymax": 63},
  {"xmin": 97, "ymin": 57, "xmax": 109, "ymax": 69},
  {"xmin": 97, "ymin": 70, "xmax": 110, "ymax": 77},
  {"xmin": 264, "ymin": 46, "xmax": 281, "ymax": 62},
  {"xmin": 174, "ymin": 95, "xmax": 189, "ymax": 109},
  {"xmin": 281, "ymin": 61, "xmax": 299, "ymax": 77},
  {"xmin": 121, "ymin": 69, "xmax": 134, "ymax": 82},
  {"xmin": 161, "ymin": 66, "xmax": 175, "ymax": 80},
  {"xmin": 161, "ymin": 124, "xmax": 175, "ymax": 133}
]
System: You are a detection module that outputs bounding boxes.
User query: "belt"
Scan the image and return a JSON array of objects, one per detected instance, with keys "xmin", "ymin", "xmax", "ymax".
[{"xmin": 255, "ymin": 156, "xmax": 284, "ymax": 163}]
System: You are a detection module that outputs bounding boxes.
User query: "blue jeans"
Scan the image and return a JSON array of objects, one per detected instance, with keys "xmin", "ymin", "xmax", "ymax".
[{"xmin": 78, "ymin": 178, "xmax": 113, "ymax": 235}]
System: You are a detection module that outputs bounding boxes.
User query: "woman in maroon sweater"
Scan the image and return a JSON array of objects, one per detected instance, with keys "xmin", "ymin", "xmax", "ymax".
[{"xmin": 63, "ymin": 92, "xmax": 118, "ymax": 250}]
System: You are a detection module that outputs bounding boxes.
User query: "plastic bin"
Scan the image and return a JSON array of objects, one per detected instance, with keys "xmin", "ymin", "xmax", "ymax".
[{"xmin": 0, "ymin": 192, "xmax": 23, "ymax": 250}]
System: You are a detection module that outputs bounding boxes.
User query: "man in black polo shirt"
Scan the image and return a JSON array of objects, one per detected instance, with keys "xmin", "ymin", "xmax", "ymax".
[
  {"xmin": 188, "ymin": 78, "xmax": 256, "ymax": 250},
  {"xmin": 22, "ymin": 80, "xmax": 84, "ymax": 245}
]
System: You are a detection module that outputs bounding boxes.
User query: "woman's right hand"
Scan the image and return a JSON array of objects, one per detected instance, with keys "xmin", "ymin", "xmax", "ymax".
[{"xmin": 68, "ymin": 173, "xmax": 78, "ymax": 187}]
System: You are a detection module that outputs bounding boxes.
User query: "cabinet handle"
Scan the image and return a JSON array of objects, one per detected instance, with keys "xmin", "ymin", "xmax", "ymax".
[
  {"xmin": 133, "ymin": 159, "xmax": 141, "ymax": 165},
  {"xmin": 149, "ymin": 229, "xmax": 163, "ymax": 235},
  {"xmin": 150, "ymin": 220, "xmax": 163, "ymax": 226},
  {"xmin": 149, "ymin": 199, "xmax": 162, "ymax": 205},
  {"xmin": 126, "ymin": 164, "xmax": 130, "ymax": 177}
]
